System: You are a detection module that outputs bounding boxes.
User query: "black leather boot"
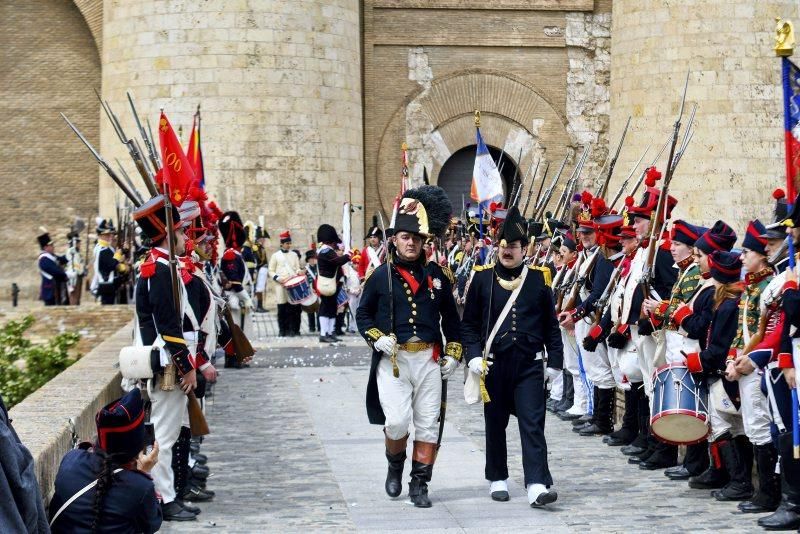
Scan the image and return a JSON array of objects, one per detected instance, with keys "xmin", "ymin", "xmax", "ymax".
[
  {"xmin": 689, "ymin": 441, "xmax": 729, "ymax": 489},
  {"xmin": 739, "ymin": 443, "xmax": 780, "ymax": 513},
  {"xmin": 409, "ymin": 441, "xmax": 436, "ymax": 508},
  {"xmin": 712, "ymin": 436, "xmax": 754, "ymax": 501},
  {"xmin": 172, "ymin": 426, "xmax": 192, "ymax": 498},
  {"xmin": 385, "ymin": 434, "xmax": 408, "ymax": 498},
  {"xmin": 554, "ymin": 372, "xmax": 574, "ymax": 413},
  {"xmin": 573, "ymin": 387, "xmax": 598, "ymax": 432},
  {"xmin": 605, "ymin": 387, "xmax": 637, "ymax": 445},
  {"xmin": 580, "ymin": 388, "xmax": 614, "ymax": 436},
  {"xmin": 758, "ymin": 433, "xmax": 800, "ymax": 530},
  {"xmin": 639, "ymin": 442, "xmax": 678, "ymax": 470}
]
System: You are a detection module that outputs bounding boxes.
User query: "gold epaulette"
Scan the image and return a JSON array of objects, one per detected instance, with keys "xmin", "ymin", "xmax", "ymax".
[
  {"xmin": 473, "ymin": 262, "xmax": 495, "ymax": 272},
  {"xmin": 529, "ymin": 265, "xmax": 552, "ymax": 287},
  {"xmin": 440, "ymin": 265, "xmax": 455, "ymax": 284}
]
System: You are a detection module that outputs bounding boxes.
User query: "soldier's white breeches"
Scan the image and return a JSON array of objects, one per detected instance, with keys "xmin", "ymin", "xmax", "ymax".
[
  {"xmin": 633, "ymin": 331, "xmax": 658, "ymax": 397},
  {"xmin": 378, "ymin": 348, "xmax": 441, "ymax": 443},
  {"xmin": 606, "ymin": 345, "xmax": 630, "ymax": 390},
  {"xmin": 708, "ymin": 393, "xmax": 745, "ymax": 441},
  {"xmin": 227, "ymin": 289, "xmax": 252, "ymax": 312},
  {"xmin": 148, "ymin": 385, "xmax": 187, "ymax": 504},
  {"xmin": 255, "ymin": 266, "xmax": 269, "ymax": 293},
  {"xmin": 575, "ymin": 320, "xmax": 615, "ymax": 389},
  {"xmin": 562, "ymin": 329, "xmax": 588, "ymax": 412},
  {"xmin": 738, "ymin": 370, "xmax": 772, "ymax": 446},
  {"xmin": 547, "ymin": 367, "xmax": 564, "ymax": 401}
]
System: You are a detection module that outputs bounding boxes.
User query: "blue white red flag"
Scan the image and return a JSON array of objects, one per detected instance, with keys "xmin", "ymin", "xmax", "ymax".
[
  {"xmin": 470, "ymin": 128, "xmax": 504, "ymax": 205},
  {"xmin": 781, "ymin": 56, "xmax": 800, "ymax": 201}
]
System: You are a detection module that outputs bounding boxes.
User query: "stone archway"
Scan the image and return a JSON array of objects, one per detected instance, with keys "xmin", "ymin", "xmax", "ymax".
[{"xmin": 436, "ymin": 145, "xmax": 519, "ymax": 214}]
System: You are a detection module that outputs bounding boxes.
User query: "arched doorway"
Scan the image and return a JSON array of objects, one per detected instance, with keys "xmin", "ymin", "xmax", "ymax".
[{"xmin": 437, "ymin": 145, "xmax": 519, "ymax": 214}]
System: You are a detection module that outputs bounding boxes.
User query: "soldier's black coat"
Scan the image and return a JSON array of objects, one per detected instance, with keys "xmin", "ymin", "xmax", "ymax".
[{"xmin": 357, "ymin": 259, "xmax": 461, "ymax": 425}]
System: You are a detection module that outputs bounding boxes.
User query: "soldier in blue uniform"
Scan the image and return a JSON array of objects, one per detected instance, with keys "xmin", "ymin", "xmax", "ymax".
[
  {"xmin": 461, "ymin": 206, "xmax": 562, "ymax": 507},
  {"xmin": 37, "ymin": 230, "xmax": 68, "ymax": 306},
  {"xmin": 91, "ymin": 219, "xmax": 130, "ymax": 305},
  {"xmin": 357, "ymin": 185, "xmax": 462, "ymax": 508},
  {"xmin": 49, "ymin": 388, "xmax": 161, "ymax": 533}
]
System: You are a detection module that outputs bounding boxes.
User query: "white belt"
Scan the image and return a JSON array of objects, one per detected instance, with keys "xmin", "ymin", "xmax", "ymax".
[
  {"xmin": 764, "ymin": 362, "xmax": 787, "ymax": 432},
  {"xmin": 182, "ymin": 331, "xmax": 198, "ymax": 341}
]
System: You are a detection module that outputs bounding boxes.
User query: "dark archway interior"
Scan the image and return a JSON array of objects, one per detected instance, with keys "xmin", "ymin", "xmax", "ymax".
[{"xmin": 437, "ymin": 145, "xmax": 518, "ymax": 215}]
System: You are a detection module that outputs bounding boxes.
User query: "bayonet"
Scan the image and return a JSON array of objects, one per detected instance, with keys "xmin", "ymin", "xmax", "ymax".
[
  {"xmin": 609, "ymin": 143, "xmax": 651, "ymax": 210},
  {"xmin": 128, "ymin": 91, "xmax": 162, "ymax": 175}
]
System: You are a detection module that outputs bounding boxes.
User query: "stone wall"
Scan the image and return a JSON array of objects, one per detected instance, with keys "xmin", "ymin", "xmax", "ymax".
[
  {"xmin": 609, "ymin": 0, "xmax": 793, "ymax": 234},
  {"xmin": 363, "ymin": 0, "xmax": 612, "ymax": 221},
  {"xmin": 100, "ymin": 0, "xmax": 364, "ymax": 250},
  {"xmin": 0, "ymin": 0, "xmax": 101, "ymax": 299}
]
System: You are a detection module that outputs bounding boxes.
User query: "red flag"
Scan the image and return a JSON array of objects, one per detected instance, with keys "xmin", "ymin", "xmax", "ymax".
[
  {"xmin": 158, "ymin": 112, "xmax": 196, "ymax": 206},
  {"xmin": 186, "ymin": 108, "xmax": 205, "ymax": 190}
]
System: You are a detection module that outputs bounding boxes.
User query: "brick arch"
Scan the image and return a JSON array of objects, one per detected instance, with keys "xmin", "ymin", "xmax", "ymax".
[
  {"xmin": 372, "ymin": 70, "xmax": 573, "ymax": 217},
  {"xmin": 72, "ymin": 0, "xmax": 103, "ymax": 55}
]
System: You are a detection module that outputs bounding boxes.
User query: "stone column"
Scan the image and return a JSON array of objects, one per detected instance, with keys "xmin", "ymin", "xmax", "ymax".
[
  {"xmin": 101, "ymin": 0, "xmax": 364, "ymax": 247},
  {"xmin": 609, "ymin": 0, "xmax": 792, "ymax": 230}
]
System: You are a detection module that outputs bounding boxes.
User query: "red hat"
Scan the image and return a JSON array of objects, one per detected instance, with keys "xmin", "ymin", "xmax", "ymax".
[
  {"xmin": 619, "ymin": 225, "xmax": 637, "ymax": 239},
  {"xmin": 627, "ymin": 187, "xmax": 678, "ymax": 221},
  {"xmin": 280, "ymin": 230, "xmax": 292, "ymax": 244}
]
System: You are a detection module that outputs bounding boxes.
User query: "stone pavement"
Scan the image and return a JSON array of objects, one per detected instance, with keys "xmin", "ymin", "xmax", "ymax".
[{"xmin": 162, "ymin": 337, "xmax": 758, "ymax": 533}]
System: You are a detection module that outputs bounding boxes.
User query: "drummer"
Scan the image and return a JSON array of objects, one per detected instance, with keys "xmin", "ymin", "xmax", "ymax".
[{"xmin": 269, "ymin": 230, "xmax": 303, "ymax": 337}]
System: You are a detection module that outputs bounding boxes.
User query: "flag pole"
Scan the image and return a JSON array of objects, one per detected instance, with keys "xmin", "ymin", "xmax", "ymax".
[{"xmin": 776, "ymin": 18, "xmax": 800, "ymax": 459}]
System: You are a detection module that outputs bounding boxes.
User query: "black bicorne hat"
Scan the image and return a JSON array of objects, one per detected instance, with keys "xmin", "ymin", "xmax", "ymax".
[
  {"xmin": 220, "ymin": 211, "xmax": 247, "ymax": 249},
  {"xmin": 394, "ymin": 185, "xmax": 452, "ymax": 238},
  {"xmin": 317, "ymin": 223, "xmax": 340, "ymax": 245},
  {"xmin": 37, "ymin": 230, "xmax": 53, "ymax": 249},
  {"xmin": 497, "ymin": 206, "xmax": 528, "ymax": 246},
  {"xmin": 96, "ymin": 218, "xmax": 116, "ymax": 235},
  {"xmin": 132, "ymin": 195, "xmax": 181, "ymax": 243},
  {"xmin": 365, "ymin": 215, "xmax": 383, "ymax": 240}
]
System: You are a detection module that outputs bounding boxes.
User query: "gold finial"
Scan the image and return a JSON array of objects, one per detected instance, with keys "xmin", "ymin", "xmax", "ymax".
[
  {"xmin": 474, "ymin": 109, "xmax": 481, "ymax": 127},
  {"xmin": 775, "ymin": 18, "xmax": 795, "ymax": 57},
  {"xmin": 401, "ymin": 142, "xmax": 408, "ymax": 151}
]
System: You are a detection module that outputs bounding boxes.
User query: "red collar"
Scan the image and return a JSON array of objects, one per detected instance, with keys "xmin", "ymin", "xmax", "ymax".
[
  {"xmin": 676, "ymin": 256, "xmax": 694, "ymax": 271},
  {"xmin": 745, "ymin": 268, "xmax": 772, "ymax": 286},
  {"xmin": 395, "ymin": 265, "xmax": 421, "ymax": 295}
]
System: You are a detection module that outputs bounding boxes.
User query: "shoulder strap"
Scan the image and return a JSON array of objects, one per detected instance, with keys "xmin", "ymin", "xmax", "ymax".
[
  {"xmin": 483, "ymin": 267, "xmax": 528, "ymax": 358},
  {"xmin": 49, "ymin": 468, "xmax": 124, "ymax": 527}
]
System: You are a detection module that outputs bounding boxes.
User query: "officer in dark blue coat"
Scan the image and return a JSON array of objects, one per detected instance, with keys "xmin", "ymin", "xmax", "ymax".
[
  {"xmin": 357, "ymin": 185, "xmax": 462, "ymax": 508},
  {"xmin": 37, "ymin": 230, "xmax": 68, "ymax": 306},
  {"xmin": 49, "ymin": 389, "xmax": 161, "ymax": 533},
  {"xmin": 461, "ymin": 206, "xmax": 562, "ymax": 508}
]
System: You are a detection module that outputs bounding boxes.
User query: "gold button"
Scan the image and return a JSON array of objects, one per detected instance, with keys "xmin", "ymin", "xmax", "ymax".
[
  {"xmin": 403, "ymin": 283, "xmax": 409, "ymax": 288},
  {"xmin": 409, "ymin": 318, "xmax": 414, "ymax": 324},
  {"xmin": 406, "ymin": 290, "xmax": 411, "ymax": 295},
  {"xmin": 512, "ymin": 327, "xmax": 516, "ymax": 331},
  {"xmin": 412, "ymin": 310, "xmax": 417, "ymax": 316},
  {"xmin": 407, "ymin": 297, "xmax": 412, "ymax": 302},
  {"xmin": 412, "ymin": 303, "xmax": 417, "ymax": 309}
]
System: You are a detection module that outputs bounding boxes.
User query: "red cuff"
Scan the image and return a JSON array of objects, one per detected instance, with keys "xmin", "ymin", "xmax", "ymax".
[
  {"xmin": 588, "ymin": 324, "xmax": 603, "ymax": 340},
  {"xmin": 655, "ymin": 301, "xmax": 669, "ymax": 317},
  {"xmin": 685, "ymin": 352, "xmax": 703, "ymax": 373},
  {"xmin": 726, "ymin": 348, "xmax": 737, "ymax": 363},
  {"xmin": 783, "ymin": 280, "xmax": 798, "ymax": 293},
  {"xmin": 616, "ymin": 324, "xmax": 630, "ymax": 338},
  {"xmin": 672, "ymin": 304, "xmax": 693, "ymax": 327},
  {"xmin": 778, "ymin": 352, "xmax": 795, "ymax": 369},
  {"xmin": 195, "ymin": 350, "xmax": 209, "ymax": 367}
]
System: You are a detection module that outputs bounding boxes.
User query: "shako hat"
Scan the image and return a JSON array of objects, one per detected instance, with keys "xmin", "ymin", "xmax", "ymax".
[
  {"xmin": 132, "ymin": 195, "xmax": 182, "ymax": 243},
  {"xmin": 37, "ymin": 229, "xmax": 53, "ymax": 249},
  {"xmin": 96, "ymin": 218, "xmax": 116, "ymax": 235},
  {"xmin": 764, "ymin": 189, "xmax": 790, "ymax": 238},
  {"xmin": 708, "ymin": 250, "xmax": 742, "ymax": 284},
  {"xmin": 695, "ymin": 220, "xmax": 737, "ymax": 254},
  {"xmin": 96, "ymin": 388, "xmax": 145, "ymax": 461},
  {"xmin": 742, "ymin": 219, "xmax": 768, "ymax": 256},
  {"xmin": 671, "ymin": 220, "xmax": 707, "ymax": 247},
  {"xmin": 365, "ymin": 216, "xmax": 383, "ymax": 240}
]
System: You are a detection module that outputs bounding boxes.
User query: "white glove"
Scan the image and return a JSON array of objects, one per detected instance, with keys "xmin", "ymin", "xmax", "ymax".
[
  {"xmin": 468, "ymin": 357, "xmax": 492, "ymax": 376},
  {"xmin": 440, "ymin": 356, "xmax": 458, "ymax": 379},
  {"xmin": 374, "ymin": 336, "xmax": 396, "ymax": 355}
]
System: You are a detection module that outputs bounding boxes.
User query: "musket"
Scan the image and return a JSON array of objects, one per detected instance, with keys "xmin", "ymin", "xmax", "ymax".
[
  {"xmin": 128, "ymin": 91, "xmax": 162, "ymax": 177},
  {"xmin": 116, "ymin": 159, "xmax": 145, "ymax": 205},
  {"xmin": 554, "ymin": 147, "xmax": 589, "ymax": 221},
  {"xmin": 609, "ymin": 144, "xmax": 651, "ymax": 211},
  {"xmin": 94, "ymin": 89, "xmax": 157, "ymax": 196},
  {"xmin": 509, "ymin": 147, "xmax": 524, "ymax": 205},
  {"xmin": 640, "ymin": 71, "xmax": 690, "ymax": 296},
  {"xmin": 626, "ymin": 136, "xmax": 671, "ymax": 203},
  {"xmin": 520, "ymin": 157, "xmax": 541, "ymax": 214},
  {"xmin": 534, "ymin": 153, "xmax": 570, "ymax": 220},
  {"xmin": 527, "ymin": 161, "xmax": 550, "ymax": 217},
  {"xmin": 61, "ymin": 114, "xmax": 142, "ymax": 207},
  {"xmin": 596, "ymin": 116, "xmax": 631, "ymax": 200},
  {"xmin": 146, "ymin": 118, "xmax": 161, "ymax": 168},
  {"xmin": 376, "ymin": 213, "xmax": 399, "ymax": 377},
  {"xmin": 591, "ymin": 251, "xmax": 625, "ymax": 323}
]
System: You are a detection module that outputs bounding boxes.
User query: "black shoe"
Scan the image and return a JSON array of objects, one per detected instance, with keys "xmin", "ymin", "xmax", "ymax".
[
  {"xmin": 712, "ymin": 482, "xmax": 754, "ymax": 502},
  {"xmin": 182, "ymin": 485, "xmax": 215, "ymax": 502},
  {"xmin": 256, "ymin": 305, "xmax": 268, "ymax": 313},
  {"xmin": 162, "ymin": 501, "xmax": 197, "ymax": 521},
  {"xmin": 558, "ymin": 411, "xmax": 583, "ymax": 421},
  {"xmin": 572, "ymin": 421, "xmax": 592, "ymax": 433},
  {"xmin": 385, "ymin": 450, "xmax": 405, "ymax": 498},
  {"xmin": 688, "ymin": 467, "xmax": 728, "ymax": 490},
  {"xmin": 621, "ymin": 444, "xmax": 647, "ymax": 457},
  {"xmin": 665, "ymin": 466, "xmax": 694, "ymax": 480},
  {"xmin": 639, "ymin": 446, "xmax": 678, "ymax": 470},
  {"xmin": 192, "ymin": 453, "xmax": 208, "ymax": 465},
  {"xmin": 176, "ymin": 500, "xmax": 201, "ymax": 514},
  {"xmin": 604, "ymin": 428, "xmax": 636, "ymax": 446},
  {"xmin": 409, "ymin": 461, "xmax": 433, "ymax": 508},
  {"xmin": 531, "ymin": 489, "xmax": 558, "ymax": 507},
  {"xmin": 757, "ymin": 501, "xmax": 800, "ymax": 530},
  {"xmin": 739, "ymin": 499, "xmax": 779, "ymax": 514},
  {"xmin": 491, "ymin": 491, "xmax": 510, "ymax": 502},
  {"xmin": 572, "ymin": 414, "xmax": 592, "ymax": 426},
  {"xmin": 579, "ymin": 423, "xmax": 612, "ymax": 437},
  {"xmin": 191, "ymin": 465, "xmax": 209, "ymax": 480}
]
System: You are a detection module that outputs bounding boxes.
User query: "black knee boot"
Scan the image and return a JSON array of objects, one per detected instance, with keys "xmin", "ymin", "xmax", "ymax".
[
  {"xmin": 556, "ymin": 371, "xmax": 574, "ymax": 412},
  {"xmin": 606, "ymin": 387, "xmax": 637, "ymax": 445},
  {"xmin": 622, "ymin": 384, "xmax": 648, "ymax": 455},
  {"xmin": 740, "ymin": 443, "xmax": 781, "ymax": 513},
  {"xmin": 712, "ymin": 435, "xmax": 754, "ymax": 501},
  {"xmin": 758, "ymin": 433, "xmax": 800, "ymax": 530},
  {"xmin": 409, "ymin": 441, "xmax": 435, "ymax": 508},
  {"xmin": 580, "ymin": 388, "xmax": 614, "ymax": 435},
  {"xmin": 172, "ymin": 426, "xmax": 192, "ymax": 498},
  {"xmin": 689, "ymin": 440, "xmax": 730, "ymax": 489},
  {"xmin": 385, "ymin": 434, "xmax": 408, "ymax": 498}
]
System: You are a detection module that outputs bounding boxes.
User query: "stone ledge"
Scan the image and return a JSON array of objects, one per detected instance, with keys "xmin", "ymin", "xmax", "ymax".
[{"xmin": 8, "ymin": 321, "xmax": 132, "ymax": 503}]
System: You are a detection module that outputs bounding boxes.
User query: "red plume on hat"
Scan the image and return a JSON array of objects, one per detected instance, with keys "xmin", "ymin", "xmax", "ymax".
[
  {"xmin": 581, "ymin": 191, "xmax": 593, "ymax": 205},
  {"xmin": 644, "ymin": 166, "xmax": 662, "ymax": 188},
  {"xmin": 590, "ymin": 197, "xmax": 607, "ymax": 218},
  {"xmin": 773, "ymin": 188, "xmax": 786, "ymax": 200}
]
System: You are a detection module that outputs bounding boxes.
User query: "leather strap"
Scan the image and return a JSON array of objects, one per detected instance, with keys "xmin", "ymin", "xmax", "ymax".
[
  {"xmin": 484, "ymin": 267, "xmax": 528, "ymax": 359},
  {"xmin": 49, "ymin": 468, "xmax": 123, "ymax": 527}
]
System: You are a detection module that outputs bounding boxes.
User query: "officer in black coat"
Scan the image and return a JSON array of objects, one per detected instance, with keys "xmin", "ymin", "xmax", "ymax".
[
  {"xmin": 316, "ymin": 224, "xmax": 350, "ymax": 343},
  {"xmin": 357, "ymin": 185, "xmax": 462, "ymax": 508},
  {"xmin": 37, "ymin": 230, "xmax": 68, "ymax": 305},
  {"xmin": 461, "ymin": 206, "xmax": 562, "ymax": 508}
]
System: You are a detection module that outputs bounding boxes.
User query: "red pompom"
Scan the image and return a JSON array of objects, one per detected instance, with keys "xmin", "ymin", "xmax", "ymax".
[
  {"xmin": 645, "ymin": 166, "xmax": 662, "ymax": 182},
  {"xmin": 489, "ymin": 202, "xmax": 498, "ymax": 212},
  {"xmin": 645, "ymin": 176, "xmax": 656, "ymax": 187},
  {"xmin": 581, "ymin": 191, "xmax": 593, "ymax": 205},
  {"xmin": 222, "ymin": 249, "xmax": 236, "ymax": 261},
  {"xmin": 624, "ymin": 196, "xmax": 634, "ymax": 207},
  {"xmin": 773, "ymin": 188, "xmax": 786, "ymax": 200}
]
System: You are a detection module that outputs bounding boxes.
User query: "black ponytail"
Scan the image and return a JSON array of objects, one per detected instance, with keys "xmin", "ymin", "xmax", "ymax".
[{"xmin": 91, "ymin": 448, "xmax": 116, "ymax": 533}]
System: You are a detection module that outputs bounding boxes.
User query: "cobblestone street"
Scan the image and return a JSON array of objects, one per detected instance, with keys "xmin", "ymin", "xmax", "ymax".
[{"xmin": 163, "ymin": 338, "xmax": 758, "ymax": 533}]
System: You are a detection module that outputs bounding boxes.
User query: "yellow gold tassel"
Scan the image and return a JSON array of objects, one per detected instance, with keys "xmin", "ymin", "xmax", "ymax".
[
  {"xmin": 480, "ymin": 359, "xmax": 491, "ymax": 403},
  {"xmin": 390, "ymin": 334, "xmax": 400, "ymax": 378}
]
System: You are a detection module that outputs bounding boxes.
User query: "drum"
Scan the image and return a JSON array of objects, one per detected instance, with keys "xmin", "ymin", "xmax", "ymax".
[
  {"xmin": 336, "ymin": 287, "xmax": 348, "ymax": 312},
  {"xmin": 283, "ymin": 275, "xmax": 316, "ymax": 307},
  {"xmin": 650, "ymin": 363, "xmax": 709, "ymax": 445}
]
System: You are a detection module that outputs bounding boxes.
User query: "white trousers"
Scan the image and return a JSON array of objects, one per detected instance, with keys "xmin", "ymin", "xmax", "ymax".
[
  {"xmin": 378, "ymin": 348, "xmax": 441, "ymax": 443},
  {"xmin": 575, "ymin": 320, "xmax": 615, "ymax": 389},
  {"xmin": 347, "ymin": 294, "xmax": 360, "ymax": 331},
  {"xmin": 633, "ymin": 331, "xmax": 659, "ymax": 397},
  {"xmin": 255, "ymin": 266, "xmax": 269, "ymax": 293},
  {"xmin": 547, "ymin": 367, "xmax": 564, "ymax": 401},
  {"xmin": 708, "ymin": 391, "xmax": 745, "ymax": 441},
  {"xmin": 148, "ymin": 385, "xmax": 187, "ymax": 504},
  {"xmin": 606, "ymin": 345, "xmax": 630, "ymax": 390},
  {"xmin": 664, "ymin": 330, "xmax": 701, "ymax": 366},
  {"xmin": 561, "ymin": 329, "xmax": 589, "ymax": 413},
  {"xmin": 738, "ymin": 370, "xmax": 773, "ymax": 446}
]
